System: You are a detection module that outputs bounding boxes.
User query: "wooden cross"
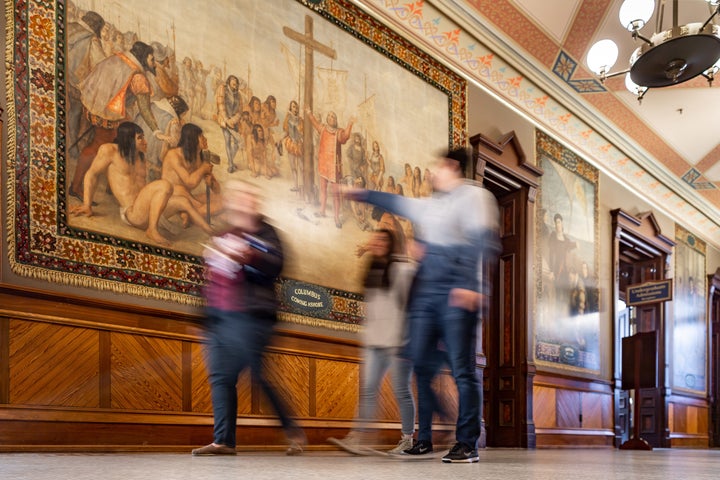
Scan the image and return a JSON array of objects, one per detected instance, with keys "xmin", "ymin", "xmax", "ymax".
[{"xmin": 283, "ymin": 15, "xmax": 337, "ymax": 204}]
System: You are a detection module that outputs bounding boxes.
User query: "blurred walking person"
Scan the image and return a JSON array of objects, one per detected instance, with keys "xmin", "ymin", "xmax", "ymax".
[
  {"xmin": 334, "ymin": 229, "xmax": 416, "ymax": 454},
  {"xmin": 192, "ymin": 180, "xmax": 306, "ymax": 456},
  {"xmin": 345, "ymin": 147, "xmax": 500, "ymax": 463}
]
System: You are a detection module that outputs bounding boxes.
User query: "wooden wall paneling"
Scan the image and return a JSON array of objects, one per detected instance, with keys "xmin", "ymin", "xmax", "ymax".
[
  {"xmin": 314, "ymin": 359, "xmax": 358, "ymax": 419},
  {"xmin": 190, "ymin": 342, "xmax": 212, "ymax": 413},
  {"xmin": 556, "ymin": 390, "xmax": 581, "ymax": 428},
  {"xmin": 182, "ymin": 342, "xmax": 193, "ymax": 411},
  {"xmin": 432, "ymin": 371, "xmax": 459, "ymax": 423},
  {"xmin": 261, "ymin": 352, "xmax": 310, "ymax": 417},
  {"xmin": 581, "ymin": 392, "xmax": 603, "ymax": 429},
  {"xmin": 674, "ymin": 403, "xmax": 688, "ymax": 433},
  {"xmin": 667, "ymin": 395, "xmax": 710, "ymax": 447},
  {"xmin": 308, "ymin": 358, "xmax": 317, "ymax": 417},
  {"xmin": 99, "ymin": 331, "xmax": 111, "ymax": 408},
  {"xmin": 109, "ymin": 333, "xmax": 183, "ymax": 411},
  {"xmin": 376, "ymin": 371, "xmax": 400, "ymax": 421},
  {"xmin": 1, "ymin": 316, "xmax": 9, "ymax": 404},
  {"xmin": 1, "ymin": 285, "xmax": 424, "ymax": 451},
  {"xmin": 533, "ymin": 375, "xmax": 615, "ymax": 446},
  {"xmin": 688, "ymin": 405, "xmax": 699, "ymax": 434},
  {"xmin": 602, "ymin": 392, "xmax": 614, "ymax": 429},
  {"xmin": 0, "ymin": 287, "xmax": 203, "ymax": 337},
  {"xmin": 698, "ymin": 406, "xmax": 709, "ymax": 438},
  {"xmin": 10, "ymin": 320, "xmax": 100, "ymax": 407},
  {"xmin": 237, "ymin": 369, "xmax": 253, "ymax": 416},
  {"xmin": 533, "ymin": 386, "xmax": 557, "ymax": 428}
]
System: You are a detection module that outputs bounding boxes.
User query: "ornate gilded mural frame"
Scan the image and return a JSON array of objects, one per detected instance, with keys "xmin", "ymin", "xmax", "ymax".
[
  {"xmin": 534, "ymin": 130, "xmax": 601, "ymax": 375},
  {"xmin": 672, "ymin": 224, "xmax": 707, "ymax": 395},
  {"xmin": 4, "ymin": 0, "xmax": 466, "ymax": 330}
]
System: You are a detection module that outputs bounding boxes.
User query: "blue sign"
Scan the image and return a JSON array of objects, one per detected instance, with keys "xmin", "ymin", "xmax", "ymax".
[
  {"xmin": 627, "ymin": 279, "xmax": 673, "ymax": 306},
  {"xmin": 280, "ymin": 279, "xmax": 333, "ymax": 318}
]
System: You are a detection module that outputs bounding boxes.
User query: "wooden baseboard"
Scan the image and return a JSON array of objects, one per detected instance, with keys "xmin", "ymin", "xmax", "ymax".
[{"xmin": 535, "ymin": 428, "xmax": 615, "ymax": 448}]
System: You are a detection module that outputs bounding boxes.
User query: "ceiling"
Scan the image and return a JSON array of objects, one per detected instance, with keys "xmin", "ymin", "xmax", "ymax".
[{"xmin": 448, "ymin": 0, "xmax": 720, "ymax": 243}]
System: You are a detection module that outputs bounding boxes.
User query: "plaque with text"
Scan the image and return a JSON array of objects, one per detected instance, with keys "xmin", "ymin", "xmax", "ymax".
[{"xmin": 626, "ymin": 279, "xmax": 673, "ymax": 306}]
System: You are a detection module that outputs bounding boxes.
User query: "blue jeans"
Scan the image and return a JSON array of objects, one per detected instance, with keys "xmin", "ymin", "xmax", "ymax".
[
  {"xmin": 204, "ymin": 307, "xmax": 298, "ymax": 447},
  {"xmin": 407, "ymin": 287, "xmax": 481, "ymax": 448},
  {"xmin": 358, "ymin": 347, "xmax": 415, "ymax": 435}
]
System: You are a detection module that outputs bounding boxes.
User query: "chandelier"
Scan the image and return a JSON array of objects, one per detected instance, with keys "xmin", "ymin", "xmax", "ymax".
[{"xmin": 586, "ymin": 0, "xmax": 720, "ymax": 102}]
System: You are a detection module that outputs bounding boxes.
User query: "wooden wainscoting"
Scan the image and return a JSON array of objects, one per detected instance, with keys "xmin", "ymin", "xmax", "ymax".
[
  {"xmin": 533, "ymin": 373, "xmax": 615, "ymax": 448},
  {"xmin": 668, "ymin": 394, "xmax": 710, "ymax": 448},
  {"xmin": 0, "ymin": 284, "xmax": 455, "ymax": 452}
]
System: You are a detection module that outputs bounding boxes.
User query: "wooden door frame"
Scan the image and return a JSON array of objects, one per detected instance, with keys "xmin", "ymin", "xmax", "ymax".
[
  {"xmin": 708, "ymin": 268, "xmax": 720, "ymax": 447},
  {"xmin": 610, "ymin": 209, "xmax": 674, "ymax": 448},
  {"xmin": 471, "ymin": 131, "xmax": 541, "ymax": 448}
]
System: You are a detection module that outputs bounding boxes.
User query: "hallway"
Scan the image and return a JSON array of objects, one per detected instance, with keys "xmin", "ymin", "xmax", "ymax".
[{"xmin": 1, "ymin": 448, "xmax": 719, "ymax": 480}]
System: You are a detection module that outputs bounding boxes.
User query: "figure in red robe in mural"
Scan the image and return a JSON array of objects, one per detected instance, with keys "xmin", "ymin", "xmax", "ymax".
[{"xmin": 306, "ymin": 109, "xmax": 354, "ymax": 229}]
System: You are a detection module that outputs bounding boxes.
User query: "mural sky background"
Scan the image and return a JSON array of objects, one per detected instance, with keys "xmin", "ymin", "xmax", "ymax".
[{"xmin": 69, "ymin": 0, "xmax": 452, "ymax": 294}]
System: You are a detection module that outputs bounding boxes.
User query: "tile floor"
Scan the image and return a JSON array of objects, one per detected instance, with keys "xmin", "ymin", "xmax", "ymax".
[{"xmin": 1, "ymin": 448, "xmax": 719, "ymax": 480}]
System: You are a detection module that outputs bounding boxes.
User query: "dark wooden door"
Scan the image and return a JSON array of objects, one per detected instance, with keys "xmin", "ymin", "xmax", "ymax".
[
  {"xmin": 710, "ymin": 278, "xmax": 720, "ymax": 447},
  {"xmin": 615, "ymin": 306, "xmax": 631, "ymax": 446},
  {"xmin": 484, "ymin": 187, "xmax": 534, "ymax": 447},
  {"xmin": 635, "ymin": 303, "xmax": 666, "ymax": 448}
]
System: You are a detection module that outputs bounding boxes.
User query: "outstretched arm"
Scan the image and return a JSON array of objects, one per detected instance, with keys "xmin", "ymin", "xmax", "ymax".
[
  {"xmin": 345, "ymin": 188, "xmax": 427, "ymax": 224},
  {"xmin": 304, "ymin": 108, "xmax": 322, "ymax": 133}
]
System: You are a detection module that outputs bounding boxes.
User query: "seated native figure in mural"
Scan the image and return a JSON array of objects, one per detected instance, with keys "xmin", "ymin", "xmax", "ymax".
[
  {"xmin": 70, "ymin": 122, "xmax": 214, "ymax": 246},
  {"xmin": 134, "ymin": 95, "xmax": 190, "ymax": 182},
  {"xmin": 71, "ymin": 41, "xmax": 162, "ymax": 201},
  {"xmin": 162, "ymin": 123, "xmax": 222, "ymax": 227}
]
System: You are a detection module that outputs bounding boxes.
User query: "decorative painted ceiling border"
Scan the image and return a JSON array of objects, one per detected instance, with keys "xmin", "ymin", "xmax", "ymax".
[
  {"xmin": 551, "ymin": 51, "xmax": 606, "ymax": 94},
  {"xmin": 356, "ymin": 0, "xmax": 720, "ymax": 246},
  {"xmin": 551, "ymin": 51, "xmax": 716, "ymax": 192}
]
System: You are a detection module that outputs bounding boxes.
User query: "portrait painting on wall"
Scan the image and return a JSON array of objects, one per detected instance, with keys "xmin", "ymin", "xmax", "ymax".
[
  {"xmin": 535, "ymin": 131, "xmax": 600, "ymax": 373},
  {"xmin": 672, "ymin": 226, "xmax": 707, "ymax": 394},
  {"xmin": 6, "ymin": 0, "xmax": 466, "ymax": 329}
]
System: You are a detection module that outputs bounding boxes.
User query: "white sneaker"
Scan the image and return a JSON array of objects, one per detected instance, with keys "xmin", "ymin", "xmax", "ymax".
[
  {"xmin": 342, "ymin": 430, "xmax": 365, "ymax": 448},
  {"xmin": 387, "ymin": 435, "xmax": 413, "ymax": 454}
]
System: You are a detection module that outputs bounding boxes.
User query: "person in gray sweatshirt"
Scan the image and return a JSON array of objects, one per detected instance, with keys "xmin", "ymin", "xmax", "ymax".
[
  {"xmin": 345, "ymin": 147, "xmax": 501, "ymax": 463},
  {"xmin": 336, "ymin": 228, "xmax": 417, "ymax": 454}
]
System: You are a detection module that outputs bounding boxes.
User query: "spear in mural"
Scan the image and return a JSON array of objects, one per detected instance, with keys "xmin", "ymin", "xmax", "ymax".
[
  {"xmin": 206, "ymin": 183, "xmax": 211, "ymax": 226},
  {"xmin": 247, "ymin": 65, "xmax": 251, "ymax": 95}
]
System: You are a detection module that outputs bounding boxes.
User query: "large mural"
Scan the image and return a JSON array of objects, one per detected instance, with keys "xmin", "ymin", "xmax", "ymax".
[
  {"xmin": 535, "ymin": 131, "xmax": 600, "ymax": 373},
  {"xmin": 5, "ymin": 0, "xmax": 466, "ymax": 329},
  {"xmin": 672, "ymin": 226, "xmax": 707, "ymax": 394}
]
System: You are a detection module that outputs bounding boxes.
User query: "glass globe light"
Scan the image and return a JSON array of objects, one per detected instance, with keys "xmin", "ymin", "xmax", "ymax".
[
  {"xmin": 711, "ymin": 57, "xmax": 720, "ymax": 71},
  {"xmin": 619, "ymin": 0, "xmax": 655, "ymax": 31},
  {"xmin": 587, "ymin": 39, "xmax": 619, "ymax": 75},
  {"xmin": 625, "ymin": 73, "xmax": 646, "ymax": 96}
]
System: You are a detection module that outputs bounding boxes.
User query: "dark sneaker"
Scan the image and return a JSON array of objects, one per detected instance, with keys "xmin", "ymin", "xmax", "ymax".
[
  {"xmin": 403, "ymin": 439, "xmax": 433, "ymax": 455},
  {"xmin": 441, "ymin": 442, "xmax": 479, "ymax": 463}
]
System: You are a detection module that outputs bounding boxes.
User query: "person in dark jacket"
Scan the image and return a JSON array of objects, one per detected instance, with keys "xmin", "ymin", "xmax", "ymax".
[{"xmin": 192, "ymin": 180, "xmax": 305, "ymax": 456}]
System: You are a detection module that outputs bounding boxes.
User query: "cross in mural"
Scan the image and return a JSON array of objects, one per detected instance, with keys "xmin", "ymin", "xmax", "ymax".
[{"xmin": 283, "ymin": 15, "xmax": 337, "ymax": 204}]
